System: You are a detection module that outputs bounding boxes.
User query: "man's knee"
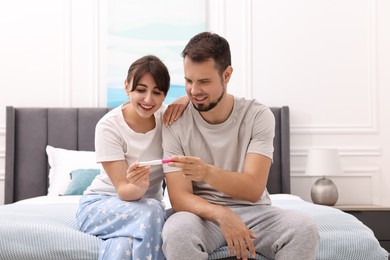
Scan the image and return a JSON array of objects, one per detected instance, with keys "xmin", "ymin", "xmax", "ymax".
[
  {"xmin": 291, "ymin": 212, "xmax": 320, "ymax": 248},
  {"xmin": 162, "ymin": 211, "xmax": 198, "ymax": 240}
]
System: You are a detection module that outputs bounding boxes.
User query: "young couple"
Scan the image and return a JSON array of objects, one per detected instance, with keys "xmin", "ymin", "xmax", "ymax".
[{"xmin": 77, "ymin": 32, "xmax": 320, "ymax": 260}]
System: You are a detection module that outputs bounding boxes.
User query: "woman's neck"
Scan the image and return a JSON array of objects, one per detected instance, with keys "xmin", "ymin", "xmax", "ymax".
[{"xmin": 123, "ymin": 105, "xmax": 156, "ymax": 133}]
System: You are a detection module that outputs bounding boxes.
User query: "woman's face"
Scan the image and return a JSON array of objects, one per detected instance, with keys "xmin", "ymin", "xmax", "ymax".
[{"xmin": 126, "ymin": 73, "xmax": 165, "ymax": 118}]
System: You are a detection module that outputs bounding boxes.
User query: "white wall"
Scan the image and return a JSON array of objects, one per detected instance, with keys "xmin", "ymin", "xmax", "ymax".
[
  {"xmin": 208, "ymin": 0, "xmax": 390, "ymax": 206},
  {"xmin": 0, "ymin": 0, "xmax": 102, "ymax": 205},
  {"xmin": 1, "ymin": 0, "xmax": 389, "ymax": 205}
]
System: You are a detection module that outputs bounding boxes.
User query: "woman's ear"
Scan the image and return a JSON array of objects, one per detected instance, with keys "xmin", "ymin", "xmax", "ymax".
[{"xmin": 124, "ymin": 80, "xmax": 130, "ymax": 96}]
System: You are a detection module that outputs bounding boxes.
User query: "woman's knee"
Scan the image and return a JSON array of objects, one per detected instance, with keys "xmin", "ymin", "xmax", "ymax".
[{"xmin": 141, "ymin": 198, "xmax": 166, "ymax": 218}]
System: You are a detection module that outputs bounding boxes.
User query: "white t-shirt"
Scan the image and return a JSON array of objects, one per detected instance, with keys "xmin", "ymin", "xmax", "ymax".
[
  {"xmin": 162, "ymin": 96, "xmax": 275, "ymax": 206},
  {"xmin": 84, "ymin": 102, "xmax": 165, "ymax": 201}
]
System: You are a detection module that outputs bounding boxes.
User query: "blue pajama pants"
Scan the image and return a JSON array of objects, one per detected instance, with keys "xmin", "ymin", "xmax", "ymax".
[{"xmin": 77, "ymin": 195, "xmax": 166, "ymax": 260}]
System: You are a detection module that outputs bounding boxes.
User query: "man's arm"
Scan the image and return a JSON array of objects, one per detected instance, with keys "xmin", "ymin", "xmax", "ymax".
[
  {"xmin": 165, "ymin": 170, "xmax": 216, "ymax": 217},
  {"xmin": 168, "ymin": 152, "xmax": 271, "ymax": 203},
  {"xmin": 206, "ymin": 153, "xmax": 271, "ymax": 202},
  {"xmin": 165, "ymin": 160, "xmax": 258, "ymax": 259}
]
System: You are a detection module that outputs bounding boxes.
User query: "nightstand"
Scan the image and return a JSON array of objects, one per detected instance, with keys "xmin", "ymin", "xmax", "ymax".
[{"xmin": 334, "ymin": 205, "xmax": 390, "ymax": 253}]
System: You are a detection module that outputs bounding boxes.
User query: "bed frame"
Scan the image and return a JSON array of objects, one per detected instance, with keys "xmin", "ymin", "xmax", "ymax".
[
  {"xmin": 4, "ymin": 106, "xmax": 389, "ymax": 260},
  {"xmin": 4, "ymin": 106, "xmax": 290, "ymax": 204}
]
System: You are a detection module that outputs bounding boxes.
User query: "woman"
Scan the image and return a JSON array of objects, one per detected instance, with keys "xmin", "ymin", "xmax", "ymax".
[{"xmin": 76, "ymin": 55, "xmax": 186, "ymax": 260}]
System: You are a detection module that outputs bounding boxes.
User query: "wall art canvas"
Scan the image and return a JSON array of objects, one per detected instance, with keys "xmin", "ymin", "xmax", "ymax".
[{"xmin": 106, "ymin": 0, "xmax": 206, "ymax": 107}]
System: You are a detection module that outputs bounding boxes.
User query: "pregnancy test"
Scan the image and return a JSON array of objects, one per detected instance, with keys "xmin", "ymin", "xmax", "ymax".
[{"xmin": 138, "ymin": 159, "xmax": 174, "ymax": 167}]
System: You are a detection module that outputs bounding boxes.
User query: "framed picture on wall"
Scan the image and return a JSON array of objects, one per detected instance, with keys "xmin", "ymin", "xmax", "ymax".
[{"xmin": 104, "ymin": 0, "xmax": 206, "ymax": 107}]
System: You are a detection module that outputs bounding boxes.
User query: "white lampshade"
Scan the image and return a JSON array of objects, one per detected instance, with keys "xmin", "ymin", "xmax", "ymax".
[{"xmin": 305, "ymin": 148, "xmax": 342, "ymax": 176}]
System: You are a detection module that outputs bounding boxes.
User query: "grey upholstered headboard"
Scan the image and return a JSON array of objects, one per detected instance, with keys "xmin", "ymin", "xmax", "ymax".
[{"xmin": 4, "ymin": 106, "xmax": 290, "ymax": 204}]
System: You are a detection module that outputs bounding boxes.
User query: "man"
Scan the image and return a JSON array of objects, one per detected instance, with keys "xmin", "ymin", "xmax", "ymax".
[{"xmin": 162, "ymin": 32, "xmax": 320, "ymax": 260}]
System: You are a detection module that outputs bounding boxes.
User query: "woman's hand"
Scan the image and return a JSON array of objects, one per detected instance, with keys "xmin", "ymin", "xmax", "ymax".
[
  {"xmin": 126, "ymin": 162, "xmax": 151, "ymax": 193},
  {"xmin": 102, "ymin": 160, "xmax": 150, "ymax": 201},
  {"xmin": 163, "ymin": 95, "xmax": 189, "ymax": 125}
]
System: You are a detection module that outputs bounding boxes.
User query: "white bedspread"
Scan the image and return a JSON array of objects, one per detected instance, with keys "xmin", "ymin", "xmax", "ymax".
[
  {"xmin": 0, "ymin": 195, "xmax": 388, "ymax": 260},
  {"xmin": 0, "ymin": 197, "xmax": 101, "ymax": 260}
]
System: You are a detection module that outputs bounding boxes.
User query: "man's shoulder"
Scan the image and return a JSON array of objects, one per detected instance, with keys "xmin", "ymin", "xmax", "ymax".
[
  {"xmin": 234, "ymin": 96, "xmax": 271, "ymax": 114},
  {"xmin": 167, "ymin": 105, "xmax": 194, "ymax": 125}
]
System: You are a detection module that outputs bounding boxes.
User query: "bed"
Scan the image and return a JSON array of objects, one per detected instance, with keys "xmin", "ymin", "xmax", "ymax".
[{"xmin": 1, "ymin": 106, "xmax": 388, "ymax": 260}]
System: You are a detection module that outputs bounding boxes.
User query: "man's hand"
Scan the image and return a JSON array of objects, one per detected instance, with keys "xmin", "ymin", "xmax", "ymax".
[
  {"xmin": 168, "ymin": 156, "xmax": 212, "ymax": 182},
  {"xmin": 216, "ymin": 206, "xmax": 256, "ymax": 260}
]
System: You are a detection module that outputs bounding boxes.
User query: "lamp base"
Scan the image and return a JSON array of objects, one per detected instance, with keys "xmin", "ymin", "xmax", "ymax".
[{"xmin": 311, "ymin": 177, "xmax": 338, "ymax": 206}]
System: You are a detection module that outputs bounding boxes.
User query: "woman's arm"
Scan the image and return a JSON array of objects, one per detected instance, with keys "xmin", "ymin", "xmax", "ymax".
[{"xmin": 102, "ymin": 160, "xmax": 150, "ymax": 201}]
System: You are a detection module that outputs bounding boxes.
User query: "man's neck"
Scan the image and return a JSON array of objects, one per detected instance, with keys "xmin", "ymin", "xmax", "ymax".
[{"xmin": 199, "ymin": 94, "xmax": 234, "ymax": 124}]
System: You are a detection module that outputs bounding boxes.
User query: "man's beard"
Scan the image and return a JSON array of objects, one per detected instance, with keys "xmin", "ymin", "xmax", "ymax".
[{"xmin": 192, "ymin": 87, "xmax": 225, "ymax": 112}]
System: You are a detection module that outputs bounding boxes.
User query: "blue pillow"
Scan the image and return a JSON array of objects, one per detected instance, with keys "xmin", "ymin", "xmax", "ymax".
[{"xmin": 63, "ymin": 169, "xmax": 100, "ymax": 195}]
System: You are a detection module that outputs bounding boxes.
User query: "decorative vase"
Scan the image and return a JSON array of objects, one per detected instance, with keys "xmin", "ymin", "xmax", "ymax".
[{"xmin": 311, "ymin": 177, "xmax": 338, "ymax": 206}]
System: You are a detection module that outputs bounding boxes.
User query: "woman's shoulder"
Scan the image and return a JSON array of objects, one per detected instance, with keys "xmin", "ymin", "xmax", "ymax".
[
  {"xmin": 96, "ymin": 104, "xmax": 125, "ymax": 128},
  {"xmin": 153, "ymin": 105, "xmax": 166, "ymax": 122}
]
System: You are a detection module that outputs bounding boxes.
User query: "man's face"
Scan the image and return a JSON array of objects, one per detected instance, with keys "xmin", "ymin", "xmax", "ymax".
[{"xmin": 183, "ymin": 58, "xmax": 226, "ymax": 112}]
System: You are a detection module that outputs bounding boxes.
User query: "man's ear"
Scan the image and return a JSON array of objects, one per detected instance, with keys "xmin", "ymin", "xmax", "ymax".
[{"xmin": 223, "ymin": 66, "xmax": 233, "ymax": 83}]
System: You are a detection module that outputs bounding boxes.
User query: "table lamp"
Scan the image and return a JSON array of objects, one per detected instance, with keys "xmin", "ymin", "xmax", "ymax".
[{"xmin": 305, "ymin": 148, "xmax": 342, "ymax": 206}]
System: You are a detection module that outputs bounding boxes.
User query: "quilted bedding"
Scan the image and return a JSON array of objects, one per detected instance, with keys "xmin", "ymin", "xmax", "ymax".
[
  {"xmin": 0, "ymin": 195, "xmax": 388, "ymax": 260},
  {"xmin": 0, "ymin": 201, "xmax": 101, "ymax": 260},
  {"xmin": 210, "ymin": 195, "xmax": 389, "ymax": 259}
]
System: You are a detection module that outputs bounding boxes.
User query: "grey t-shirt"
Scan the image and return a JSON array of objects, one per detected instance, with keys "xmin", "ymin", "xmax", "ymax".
[
  {"xmin": 162, "ymin": 96, "xmax": 275, "ymax": 206},
  {"xmin": 84, "ymin": 102, "xmax": 164, "ymax": 201}
]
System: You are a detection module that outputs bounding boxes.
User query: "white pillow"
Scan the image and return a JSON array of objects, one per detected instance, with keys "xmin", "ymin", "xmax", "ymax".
[{"xmin": 46, "ymin": 145, "xmax": 100, "ymax": 196}]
